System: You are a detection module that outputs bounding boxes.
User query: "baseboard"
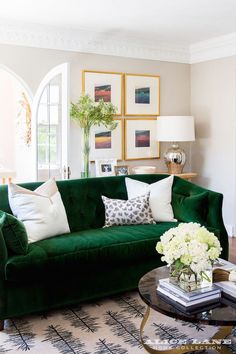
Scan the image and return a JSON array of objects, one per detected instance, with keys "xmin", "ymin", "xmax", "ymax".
[{"xmin": 226, "ymin": 224, "xmax": 234, "ymax": 237}]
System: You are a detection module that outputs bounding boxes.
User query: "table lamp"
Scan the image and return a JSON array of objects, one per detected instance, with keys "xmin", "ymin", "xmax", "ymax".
[{"xmin": 156, "ymin": 116, "xmax": 195, "ymax": 174}]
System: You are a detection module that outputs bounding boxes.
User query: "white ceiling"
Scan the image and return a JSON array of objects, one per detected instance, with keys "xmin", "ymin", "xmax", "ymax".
[{"xmin": 1, "ymin": 0, "xmax": 236, "ymax": 63}]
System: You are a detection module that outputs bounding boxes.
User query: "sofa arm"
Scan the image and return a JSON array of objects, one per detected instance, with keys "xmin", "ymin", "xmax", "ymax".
[
  {"xmin": 173, "ymin": 177, "xmax": 228, "ymax": 260},
  {"xmin": 0, "ymin": 228, "xmax": 8, "ymax": 268},
  {"xmin": 0, "ymin": 228, "xmax": 8, "ymax": 318},
  {"xmin": 206, "ymin": 191, "xmax": 228, "ymax": 260}
]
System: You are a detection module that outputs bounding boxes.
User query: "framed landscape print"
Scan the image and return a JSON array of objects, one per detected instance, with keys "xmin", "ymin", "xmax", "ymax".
[
  {"xmin": 89, "ymin": 118, "xmax": 123, "ymax": 161},
  {"xmin": 124, "ymin": 74, "xmax": 160, "ymax": 116},
  {"xmin": 124, "ymin": 118, "xmax": 160, "ymax": 160},
  {"xmin": 82, "ymin": 70, "xmax": 123, "ymax": 115}
]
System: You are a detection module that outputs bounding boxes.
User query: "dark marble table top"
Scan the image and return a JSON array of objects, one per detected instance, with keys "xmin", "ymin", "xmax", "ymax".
[{"xmin": 138, "ymin": 266, "xmax": 236, "ymax": 326}]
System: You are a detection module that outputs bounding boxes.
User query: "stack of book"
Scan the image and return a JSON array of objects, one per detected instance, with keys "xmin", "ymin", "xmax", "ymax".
[
  {"xmin": 213, "ymin": 258, "xmax": 236, "ymax": 301},
  {"xmin": 213, "ymin": 258, "xmax": 236, "ymax": 272},
  {"xmin": 157, "ymin": 278, "xmax": 221, "ymax": 310},
  {"xmin": 214, "ymin": 281, "xmax": 236, "ymax": 299}
]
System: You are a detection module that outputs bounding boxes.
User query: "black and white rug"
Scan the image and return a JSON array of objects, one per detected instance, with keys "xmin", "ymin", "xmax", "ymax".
[{"xmin": 0, "ymin": 291, "xmax": 235, "ymax": 353}]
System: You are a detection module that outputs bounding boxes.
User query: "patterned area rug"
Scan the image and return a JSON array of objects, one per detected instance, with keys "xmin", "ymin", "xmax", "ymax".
[{"xmin": 0, "ymin": 291, "xmax": 235, "ymax": 353}]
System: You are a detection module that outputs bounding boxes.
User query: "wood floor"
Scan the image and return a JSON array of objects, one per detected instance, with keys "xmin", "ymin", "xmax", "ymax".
[{"xmin": 228, "ymin": 237, "xmax": 236, "ymax": 263}]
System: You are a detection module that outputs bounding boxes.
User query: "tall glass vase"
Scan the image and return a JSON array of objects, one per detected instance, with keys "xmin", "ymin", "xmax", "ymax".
[{"xmin": 81, "ymin": 127, "xmax": 90, "ymax": 178}]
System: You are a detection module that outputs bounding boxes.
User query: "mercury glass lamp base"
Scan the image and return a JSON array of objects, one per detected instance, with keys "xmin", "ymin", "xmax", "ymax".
[{"xmin": 164, "ymin": 143, "xmax": 186, "ymax": 174}]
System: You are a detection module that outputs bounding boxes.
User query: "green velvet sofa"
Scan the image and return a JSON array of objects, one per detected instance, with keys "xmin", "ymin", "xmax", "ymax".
[{"xmin": 0, "ymin": 174, "xmax": 228, "ymax": 329}]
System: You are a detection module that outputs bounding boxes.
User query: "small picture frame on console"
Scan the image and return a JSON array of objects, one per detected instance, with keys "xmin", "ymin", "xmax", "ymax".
[
  {"xmin": 114, "ymin": 165, "xmax": 129, "ymax": 176},
  {"xmin": 95, "ymin": 158, "xmax": 117, "ymax": 177}
]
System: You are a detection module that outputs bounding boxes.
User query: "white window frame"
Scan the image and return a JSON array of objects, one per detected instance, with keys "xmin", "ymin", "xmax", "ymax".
[{"xmin": 32, "ymin": 63, "xmax": 70, "ymax": 181}]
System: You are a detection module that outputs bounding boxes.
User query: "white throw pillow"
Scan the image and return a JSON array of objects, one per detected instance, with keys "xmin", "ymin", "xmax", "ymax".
[
  {"xmin": 8, "ymin": 179, "xmax": 70, "ymax": 243},
  {"xmin": 125, "ymin": 175, "xmax": 176, "ymax": 222}
]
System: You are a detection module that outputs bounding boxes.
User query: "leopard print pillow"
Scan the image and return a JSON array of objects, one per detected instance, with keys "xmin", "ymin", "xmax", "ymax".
[{"xmin": 102, "ymin": 193, "xmax": 155, "ymax": 227}]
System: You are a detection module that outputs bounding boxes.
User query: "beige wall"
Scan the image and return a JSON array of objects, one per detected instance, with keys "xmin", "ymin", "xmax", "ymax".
[
  {"xmin": 1, "ymin": 43, "xmax": 234, "ymax": 232},
  {"xmin": 191, "ymin": 56, "xmax": 236, "ymax": 233},
  {"xmin": 0, "ymin": 43, "xmax": 191, "ymax": 178},
  {"xmin": 0, "ymin": 68, "xmax": 35, "ymax": 182}
]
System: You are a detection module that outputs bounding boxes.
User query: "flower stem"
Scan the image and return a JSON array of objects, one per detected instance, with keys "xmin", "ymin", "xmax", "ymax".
[{"xmin": 82, "ymin": 127, "xmax": 90, "ymax": 178}]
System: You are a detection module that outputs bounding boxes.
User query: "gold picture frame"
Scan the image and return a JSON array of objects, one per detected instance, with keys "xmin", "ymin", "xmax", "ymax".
[
  {"xmin": 82, "ymin": 70, "xmax": 123, "ymax": 115},
  {"xmin": 89, "ymin": 118, "xmax": 124, "ymax": 162},
  {"xmin": 124, "ymin": 73, "xmax": 160, "ymax": 116},
  {"xmin": 124, "ymin": 118, "xmax": 160, "ymax": 160}
]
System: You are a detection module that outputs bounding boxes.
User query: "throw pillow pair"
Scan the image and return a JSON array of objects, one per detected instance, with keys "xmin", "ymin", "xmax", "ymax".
[{"xmin": 102, "ymin": 175, "xmax": 176, "ymax": 227}]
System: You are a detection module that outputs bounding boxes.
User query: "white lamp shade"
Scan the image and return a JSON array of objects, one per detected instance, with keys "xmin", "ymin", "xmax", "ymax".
[{"xmin": 156, "ymin": 116, "xmax": 195, "ymax": 142}]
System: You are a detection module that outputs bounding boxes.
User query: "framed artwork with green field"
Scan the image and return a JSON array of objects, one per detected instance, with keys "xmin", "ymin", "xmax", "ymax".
[{"xmin": 89, "ymin": 118, "xmax": 123, "ymax": 161}]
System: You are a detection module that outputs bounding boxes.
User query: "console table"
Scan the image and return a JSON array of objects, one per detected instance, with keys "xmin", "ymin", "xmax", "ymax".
[{"xmin": 159, "ymin": 172, "xmax": 197, "ymax": 181}]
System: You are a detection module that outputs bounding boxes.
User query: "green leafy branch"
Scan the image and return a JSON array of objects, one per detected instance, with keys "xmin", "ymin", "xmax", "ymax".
[{"xmin": 70, "ymin": 94, "xmax": 117, "ymax": 131}]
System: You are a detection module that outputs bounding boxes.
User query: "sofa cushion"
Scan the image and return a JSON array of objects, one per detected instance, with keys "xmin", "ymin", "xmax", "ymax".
[
  {"xmin": 0, "ymin": 210, "xmax": 28, "ymax": 255},
  {"xmin": 172, "ymin": 191, "xmax": 209, "ymax": 224},
  {"xmin": 5, "ymin": 222, "xmax": 180, "ymax": 282}
]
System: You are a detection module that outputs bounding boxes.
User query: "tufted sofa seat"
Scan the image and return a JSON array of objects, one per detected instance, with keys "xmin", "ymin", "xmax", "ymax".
[{"xmin": 5, "ymin": 222, "xmax": 182, "ymax": 282}]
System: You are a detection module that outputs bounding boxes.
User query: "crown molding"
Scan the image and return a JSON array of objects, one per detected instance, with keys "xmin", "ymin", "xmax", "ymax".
[
  {"xmin": 0, "ymin": 20, "xmax": 190, "ymax": 63},
  {"xmin": 190, "ymin": 32, "xmax": 236, "ymax": 63},
  {"xmin": 2, "ymin": 20, "xmax": 236, "ymax": 64}
]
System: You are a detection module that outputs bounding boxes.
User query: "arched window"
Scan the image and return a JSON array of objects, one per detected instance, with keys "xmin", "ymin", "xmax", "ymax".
[{"xmin": 33, "ymin": 63, "xmax": 70, "ymax": 181}]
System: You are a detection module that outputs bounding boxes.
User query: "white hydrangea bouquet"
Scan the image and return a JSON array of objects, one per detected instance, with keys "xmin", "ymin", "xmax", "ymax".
[{"xmin": 156, "ymin": 223, "xmax": 222, "ymax": 291}]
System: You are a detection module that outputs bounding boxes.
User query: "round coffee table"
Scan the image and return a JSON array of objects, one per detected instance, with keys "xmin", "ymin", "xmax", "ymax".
[{"xmin": 138, "ymin": 266, "xmax": 236, "ymax": 354}]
